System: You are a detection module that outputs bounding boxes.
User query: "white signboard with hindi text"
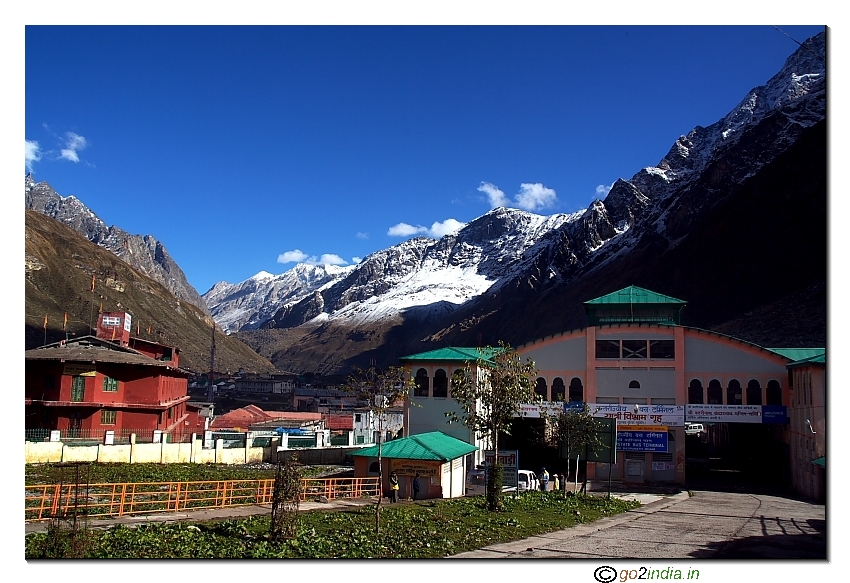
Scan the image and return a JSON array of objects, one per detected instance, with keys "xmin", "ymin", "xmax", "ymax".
[
  {"xmin": 591, "ymin": 404, "xmax": 685, "ymax": 427},
  {"xmin": 484, "ymin": 450, "xmax": 519, "ymax": 488},
  {"xmin": 685, "ymin": 404, "xmax": 762, "ymax": 423}
]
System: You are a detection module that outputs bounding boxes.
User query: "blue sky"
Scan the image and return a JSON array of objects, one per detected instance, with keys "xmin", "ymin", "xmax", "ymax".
[{"xmin": 23, "ymin": 23, "xmax": 826, "ymax": 294}]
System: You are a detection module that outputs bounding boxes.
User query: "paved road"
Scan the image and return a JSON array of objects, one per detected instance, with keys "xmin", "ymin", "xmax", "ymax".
[{"xmin": 450, "ymin": 490, "xmax": 826, "ymax": 559}]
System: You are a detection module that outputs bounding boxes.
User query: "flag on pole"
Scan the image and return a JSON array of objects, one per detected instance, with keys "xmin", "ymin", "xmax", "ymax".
[
  {"xmin": 137, "ymin": 321, "xmax": 140, "ymax": 335},
  {"xmin": 100, "ymin": 301, "xmax": 103, "ymax": 313},
  {"xmin": 111, "ymin": 326, "xmax": 116, "ymax": 341},
  {"xmin": 91, "ymin": 275, "xmax": 96, "ymax": 292},
  {"xmin": 63, "ymin": 312, "xmax": 67, "ymax": 331},
  {"xmin": 43, "ymin": 315, "xmax": 48, "ymax": 330}
]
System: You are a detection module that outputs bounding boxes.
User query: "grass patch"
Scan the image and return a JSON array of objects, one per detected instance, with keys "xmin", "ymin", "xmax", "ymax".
[{"xmin": 26, "ymin": 492, "xmax": 640, "ymax": 559}]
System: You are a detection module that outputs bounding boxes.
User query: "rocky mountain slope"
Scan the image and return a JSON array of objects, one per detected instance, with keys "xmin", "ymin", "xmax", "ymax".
[
  {"xmin": 25, "ymin": 209, "xmax": 277, "ymax": 374},
  {"xmin": 224, "ymin": 31, "xmax": 825, "ymax": 373},
  {"xmin": 25, "ymin": 174, "xmax": 209, "ymax": 315}
]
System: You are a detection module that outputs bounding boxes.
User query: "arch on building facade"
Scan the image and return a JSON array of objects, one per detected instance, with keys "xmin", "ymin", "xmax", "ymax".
[
  {"xmin": 433, "ymin": 369, "xmax": 448, "ymax": 398},
  {"xmin": 688, "ymin": 379, "xmax": 704, "ymax": 404},
  {"xmin": 727, "ymin": 379, "xmax": 742, "ymax": 405},
  {"xmin": 569, "ymin": 377, "xmax": 584, "ymax": 402},
  {"xmin": 551, "ymin": 377, "xmax": 566, "ymax": 401},
  {"xmin": 535, "ymin": 377, "xmax": 548, "ymax": 400},
  {"xmin": 707, "ymin": 379, "xmax": 723, "ymax": 404},
  {"xmin": 746, "ymin": 379, "xmax": 762, "ymax": 405},
  {"xmin": 628, "ymin": 380, "xmax": 640, "ymax": 389},
  {"xmin": 414, "ymin": 368, "xmax": 429, "ymax": 397},
  {"xmin": 766, "ymin": 379, "xmax": 782, "ymax": 405}
]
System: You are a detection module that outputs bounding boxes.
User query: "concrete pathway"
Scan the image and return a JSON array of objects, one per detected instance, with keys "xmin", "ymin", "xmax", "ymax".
[{"xmin": 449, "ymin": 490, "xmax": 826, "ymax": 559}]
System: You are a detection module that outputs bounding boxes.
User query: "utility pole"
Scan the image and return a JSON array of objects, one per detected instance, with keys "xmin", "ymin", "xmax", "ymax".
[{"xmin": 208, "ymin": 322, "xmax": 216, "ymax": 403}]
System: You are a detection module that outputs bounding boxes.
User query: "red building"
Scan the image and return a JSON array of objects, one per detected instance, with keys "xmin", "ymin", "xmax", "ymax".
[{"xmin": 25, "ymin": 312, "xmax": 203, "ymax": 440}]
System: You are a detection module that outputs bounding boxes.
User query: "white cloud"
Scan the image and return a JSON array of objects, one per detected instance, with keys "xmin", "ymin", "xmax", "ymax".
[
  {"xmin": 388, "ymin": 218, "xmax": 466, "ymax": 239},
  {"xmin": 356, "ymin": 232, "xmax": 369, "ymax": 239},
  {"xmin": 515, "ymin": 183, "xmax": 557, "ymax": 211},
  {"xmin": 427, "ymin": 218, "xmax": 465, "ymax": 237},
  {"xmin": 278, "ymin": 249, "xmax": 349, "ymax": 266},
  {"xmin": 352, "ymin": 256, "xmax": 362, "ymax": 264},
  {"xmin": 596, "ymin": 184, "xmax": 614, "ymax": 197},
  {"xmin": 25, "ymin": 139, "xmax": 41, "ymax": 172},
  {"xmin": 388, "ymin": 222, "xmax": 422, "ymax": 237},
  {"xmin": 319, "ymin": 254, "xmax": 347, "ymax": 266},
  {"xmin": 478, "ymin": 182, "xmax": 509, "ymax": 208},
  {"xmin": 278, "ymin": 250, "xmax": 309, "ymax": 263},
  {"xmin": 60, "ymin": 132, "xmax": 87, "ymax": 162},
  {"xmin": 479, "ymin": 181, "xmax": 558, "ymax": 211}
]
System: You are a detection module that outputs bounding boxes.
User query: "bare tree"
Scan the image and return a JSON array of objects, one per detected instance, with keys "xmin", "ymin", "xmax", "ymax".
[
  {"xmin": 548, "ymin": 403, "xmax": 604, "ymax": 496},
  {"xmin": 344, "ymin": 364, "xmax": 415, "ymax": 533},
  {"xmin": 446, "ymin": 341, "xmax": 541, "ymax": 511}
]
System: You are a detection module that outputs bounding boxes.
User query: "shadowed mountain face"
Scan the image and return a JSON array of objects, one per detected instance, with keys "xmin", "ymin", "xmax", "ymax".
[
  {"xmin": 232, "ymin": 34, "xmax": 826, "ymax": 372},
  {"xmin": 25, "ymin": 210, "xmax": 276, "ymax": 374}
]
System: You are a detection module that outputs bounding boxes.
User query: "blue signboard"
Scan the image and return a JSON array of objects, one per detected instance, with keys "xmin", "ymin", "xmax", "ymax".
[
  {"xmin": 563, "ymin": 401, "xmax": 585, "ymax": 413},
  {"xmin": 761, "ymin": 406, "xmax": 788, "ymax": 424},
  {"xmin": 617, "ymin": 430, "xmax": 668, "ymax": 453}
]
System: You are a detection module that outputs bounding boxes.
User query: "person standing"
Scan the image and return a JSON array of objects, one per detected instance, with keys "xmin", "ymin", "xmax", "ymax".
[
  {"xmin": 389, "ymin": 471, "xmax": 399, "ymax": 503},
  {"xmin": 541, "ymin": 467, "xmax": 550, "ymax": 491},
  {"xmin": 412, "ymin": 472, "xmax": 421, "ymax": 501},
  {"xmin": 553, "ymin": 473, "xmax": 560, "ymax": 492}
]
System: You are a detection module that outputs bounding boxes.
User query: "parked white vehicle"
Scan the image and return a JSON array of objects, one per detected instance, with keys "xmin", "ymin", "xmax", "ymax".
[
  {"xmin": 685, "ymin": 423, "xmax": 705, "ymax": 436},
  {"xmin": 516, "ymin": 470, "xmax": 539, "ymax": 492},
  {"xmin": 466, "ymin": 468, "xmax": 539, "ymax": 495}
]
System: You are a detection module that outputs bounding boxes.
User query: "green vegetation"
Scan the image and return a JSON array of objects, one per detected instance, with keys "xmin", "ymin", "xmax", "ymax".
[
  {"xmin": 25, "ymin": 462, "xmax": 334, "ymax": 486},
  {"xmin": 26, "ymin": 491, "xmax": 640, "ymax": 559}
]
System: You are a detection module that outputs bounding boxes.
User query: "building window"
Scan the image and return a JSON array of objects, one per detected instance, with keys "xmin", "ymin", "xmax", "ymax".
[
  {"xmin": 414, "ymin": 368, "xmax": 429, "ymax": 397},
  {"xmin": 596, "ymin": 340, "xmax": 620, "ymax": 359},
  {"xmin": 71, "ymin": 376, "xmax": 86, "ymax": 402},
  {"xmin": 727, "ymin": 380, "xmax": 742, "ymax": 405},
  {"xmin": 766, "ymin": 380, "xmax": 782, "ymax": 406},
  {"xmin": 707, "ymin": 379, "xmax": 723, "ymax": 404},
  {"xmin": 746, "ymin": 380, "xmax": 762, "ymax": 405},
  {"xmin": 552, "ymin": 377, "xmax": 566, "ymax": 401},
  {"xmin": 355, "ymin": 414, "xmax": 362, "ymax": 423},
  {"xmin": 433, "ymin": 369, "xmax": 448, "ymax": 398},
  {"xmin": 628, "ymin": 380, "xmax": 640, "ymax": 389},
  {"xmin": 100, "ymin": 410, "xmax": 117, "ymax": 425},
  {"xmin": 649, "ymin": 340, "xmax": 675, "ymax": 359},
  {"xmin": 622, "ymin": 340, "xmax": 647, "ymax": 359},
  {"xmin": 688, "ymin": 379, "xmax": 704, "ymax": 404},
  {"xmin": 102, "ymin": 376, "xmax": 119, "ymax": 392},
  {"xmin": 535, "ymin": 377, "xmax": 548, "ymax": 400}
]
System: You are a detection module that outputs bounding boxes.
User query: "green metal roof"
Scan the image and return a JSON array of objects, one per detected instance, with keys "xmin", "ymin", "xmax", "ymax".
[
  {"xmin": 399, "ymin": 346, "xmax": 502, "ymax": 362},
  {"xmin": 812, "ymin": 456, "xmax": 825, "ymax": 468},
  {"xmin": 766, "ymin": 348, "xmax": 826, "ymax": 362},
  {"xmin": 785, "ymin": 352, "xmax": 826, "ymax": 368},
  {"xmin": 350, "ymin": 431, "xmax": 478, "ymax": 461},
  {"xmin": 584, "ymin": 285, "xmax": 687, "ymax": 306}
]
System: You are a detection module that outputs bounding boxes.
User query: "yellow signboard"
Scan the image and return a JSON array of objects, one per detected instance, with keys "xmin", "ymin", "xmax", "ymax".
[
  {"xmin": 618, "ymin": 425, "xmax": 668, "ymax": 432},
  {"xmin": 63, "ymin": 364, "xmax": 96, "ymax": 377},
  {"xmin": 390, "ymin": 460, "xmax": 440, "ymax": 477}
]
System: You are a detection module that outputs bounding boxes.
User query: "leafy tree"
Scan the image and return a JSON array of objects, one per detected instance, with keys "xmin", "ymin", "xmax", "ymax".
[
  {"xmin": 344, "ymin": 365, "xmax": 415, "ymax": 533},
  {"xmin": 548, "ymin": 403, "xmax": 604, "ymax": 496},
  {"xmin": 446, "ymin": 341, "xmax": 541, "ymax": 511}
]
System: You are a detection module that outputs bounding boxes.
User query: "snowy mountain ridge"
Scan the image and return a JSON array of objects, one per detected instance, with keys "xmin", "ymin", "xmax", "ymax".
[{"xmin": 205, "ymin": 32, "xmax": 825, "ymax": 341}]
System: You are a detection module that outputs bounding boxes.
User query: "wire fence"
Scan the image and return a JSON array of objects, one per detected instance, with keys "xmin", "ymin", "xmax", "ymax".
[
  {"xmin": 25, "ymin": 477, "xmax": 381, "ymax": 522},
  {"xmin": 25, "ymin": 429, "xmax": 198, "ymax": 445}
]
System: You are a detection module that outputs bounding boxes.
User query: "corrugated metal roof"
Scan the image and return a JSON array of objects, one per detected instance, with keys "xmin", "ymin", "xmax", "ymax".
[
  {"xmin": 351, "ymin": 431, "xmax": 478, "ymax": 461},
  {"xmin": 766, "ymin": 348, "xmax": 826, "ymax": 362},
  {"xmin": 25, "ymin": 335, "xmax": 180, "ymax": 369},
  {"xmin": 584, "ymin": 285, "xmax": 687, "ymax": 306},
  {"xmin": 399, "ymin": 346, "xmax": 502, "ymax": 362}
]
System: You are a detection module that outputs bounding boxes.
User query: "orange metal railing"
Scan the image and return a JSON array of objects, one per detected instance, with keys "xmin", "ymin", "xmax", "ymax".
[{"xmin": 25, "ymin": 477, "xmax": 380, "ymax": 522}]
